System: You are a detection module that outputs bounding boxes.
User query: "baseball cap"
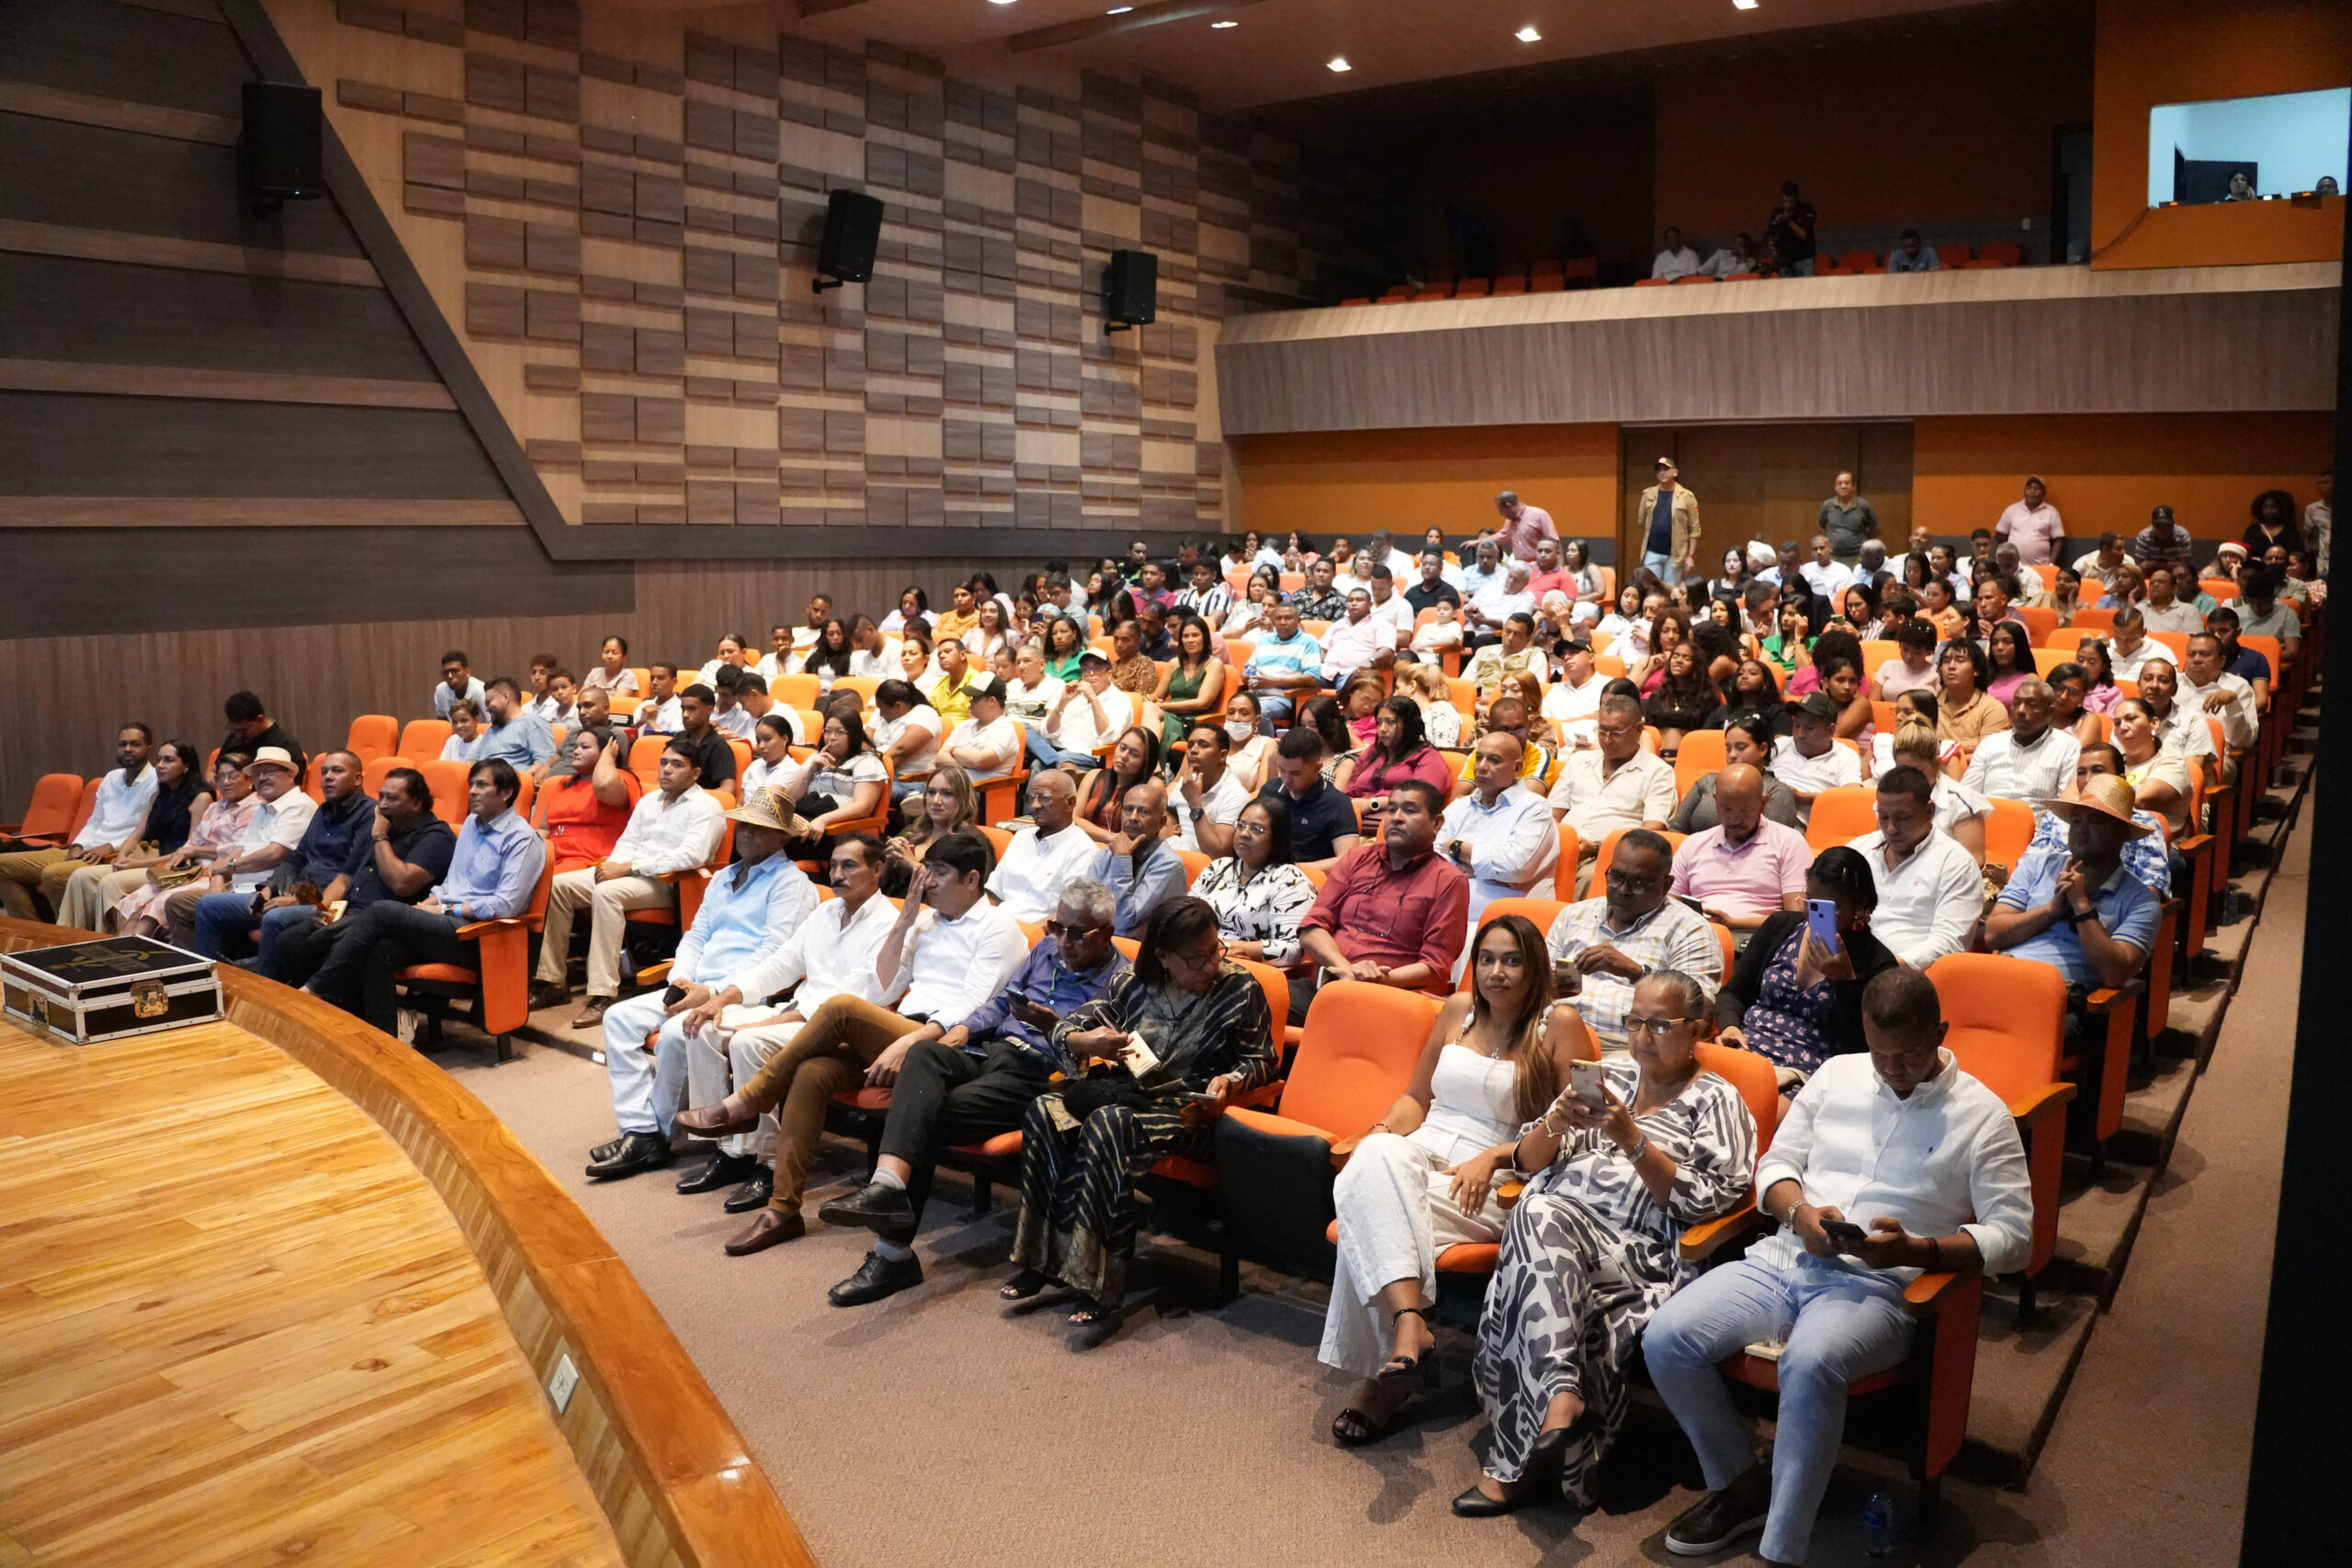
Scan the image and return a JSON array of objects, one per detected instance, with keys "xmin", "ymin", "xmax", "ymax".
[{"xmin": 1787, "ymin": 692, "xmax": 1839, "ymax": 723}]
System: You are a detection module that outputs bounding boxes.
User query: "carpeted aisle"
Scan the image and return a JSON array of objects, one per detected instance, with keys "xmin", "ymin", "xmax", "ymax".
[{"xmin": 449, "ymin": 812, "xmax": 2311, "ymax": 1568}]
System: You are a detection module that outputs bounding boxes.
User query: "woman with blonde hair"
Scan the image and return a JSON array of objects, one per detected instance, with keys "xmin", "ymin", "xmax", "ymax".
[
  {"xmin": 1396, "ymin": 661, "xmax": 1464, "ymax": 750},
  {"xmin": 1322, "ymin": 914, "xmax": 1581, "ymax": 1444},
  {"xmin": 883, "ymin": 763, "xmax": 978, "ymax": 897},
  {"xmin": 1890, "ymin": 710, "xmax": 1990, "ymax": 860}
]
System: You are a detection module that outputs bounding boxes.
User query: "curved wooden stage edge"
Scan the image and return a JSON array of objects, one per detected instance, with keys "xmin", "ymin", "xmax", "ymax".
[{"xmin": 0, "ymin": 916, "xmax": 811, "ymax": 1568}]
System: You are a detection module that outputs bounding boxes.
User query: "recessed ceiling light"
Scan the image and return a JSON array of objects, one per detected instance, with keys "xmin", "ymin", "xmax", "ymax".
[
  {"xmin": 988, "ymin": 0, "xmax": 1017, "ymax": 6},
  {"xmin": 1107, "ymin": 4, "xmax": 1132, "ymax": 11},
  {"xmin": 1210, "ymin": 18, "xmax": 1237, "ymax": 27},
  {"xmin": 1516, "ymin": 24, "xmax": 1542, "ymax": 42},
  {"xmin": 1328, "ymin": 56, "xmax": 1351, "ymax": 72},
  {"xmin": 1733, "ymin": 0, "xmax": 1759, "ymax": 9}
]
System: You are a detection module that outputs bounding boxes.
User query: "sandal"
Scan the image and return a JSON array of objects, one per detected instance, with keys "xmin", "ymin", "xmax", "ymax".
[
  {"xmin": 999, "ymin": 1269, "xmax": 1050, "ymax": 1301},
  {"xmin": 1068, "ymin": 1298, "xmax": 1111, "ymax": 1325},
  {"xmin": 1375, "ymin": 1305, "xmax": 1440, "ymax": 1388},
  {"xmin": 1330, "ymin": 1403, "xmax": 1406, "ymax": 1448}
]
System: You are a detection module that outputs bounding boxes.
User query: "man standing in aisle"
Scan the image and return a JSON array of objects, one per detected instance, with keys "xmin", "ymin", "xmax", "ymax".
[
  {"xmin": 1495, "ymin": 491, "xmax": 1559, "ymax": 563},
  {"xmin": 1635, "ymin": 457, "xmax": 1702, "ymax": 586}
]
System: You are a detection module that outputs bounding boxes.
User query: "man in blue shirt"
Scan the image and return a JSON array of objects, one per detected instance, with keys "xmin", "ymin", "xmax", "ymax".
[
  {"xmin": 587, "ymin": 788, "xmax": 821, "ymax": 1183},
  {"xmin": 2021, "ymin": 743, "xmax": 2169, "ymax": 898},
  {"xmin": 815, "ymin": 879, "xmax": 1128, "ymax": 1305},
  {"xmin": 1984, "ymin": 774, "xmax": 2160, "ymax": 997},
  {"xmin": 306, "ymin": 759, "xmax": 546, "ymax": 1037},
  {"xmin": 1241, "ymin": 601, "xmax": 1324, "ymax": 727},
  {"xmin": 1257, "ymin": 727, "xmax": 1363, "ymax": 871},
  {"xmin": 1085, "ymin": 778, "xmax": 1185, "ymax": 936},
  {"xmin": 469, "ymin": 676, "xmax": 557, "ymax": 770},
  {"xmin": 190, "ymin": 750, "xmax": 376, "ymax": 962}
]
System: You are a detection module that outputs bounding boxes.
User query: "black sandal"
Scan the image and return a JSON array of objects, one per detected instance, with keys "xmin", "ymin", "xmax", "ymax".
[
  {"xmin": 1068, "ymin": 1297, "xmax": 1113, "ymax": 1325},
  {"xmin": 1331, "ymin": 1403, "xmax": 1406, "ymax": 1448},
  {"xmin": 1375, "ymin": 1305, "xmax": 1440, "ymax": 1388},
  {"xmin": 999, "ymin": 1269, "xmax": 1049, "ymax": 1301}
]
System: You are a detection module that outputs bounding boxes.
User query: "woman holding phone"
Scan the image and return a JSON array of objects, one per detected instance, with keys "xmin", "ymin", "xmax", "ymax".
[
  {"xmin": 1713, "ymin": 846, "xmax": 1898, "ymax": 1093},
  {"xmin": 1460, "ymin": 968, "xmax": 1754, "ymax": 1517},
  {"xmin": 1321, "ymin": 915, "xmax": 1583, "ymax": 1447}
]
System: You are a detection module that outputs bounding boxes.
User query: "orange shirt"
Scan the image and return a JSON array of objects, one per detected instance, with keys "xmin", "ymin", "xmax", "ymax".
[{"xmin": 542, "ymin": 770, "xmax": 642, "ymax": 874}]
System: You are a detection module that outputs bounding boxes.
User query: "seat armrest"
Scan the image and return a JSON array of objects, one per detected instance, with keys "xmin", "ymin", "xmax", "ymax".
[
  {"xmin": 636, "ymin": 960, "xmax": 674, "ymax": 986},
  {"xmin": 652, "ymin": 866, "xmax": 713, "ymax": 886},
  {"xmin": 454, "ymin": 916, "xmax": 526, "ymax": 940},
  {"xmin": 2084, "ymin": 981, "xmax": 2142, "ymax": 1014},
  {"xmin": 2009, "ymin": 1082, "xmax": 2077, "ymax": 1128},
  {"xmin": 1904, "ymin": 1269, "xmax": 1964, "ymax": 1316},
  {"xmin": 1679, "ymin": 1202, "xmax": 1759, "ymax": 1263},
  {"xmin": 1235, "ymin": 1079, "xmax": 1283, "ymax": 1110}
]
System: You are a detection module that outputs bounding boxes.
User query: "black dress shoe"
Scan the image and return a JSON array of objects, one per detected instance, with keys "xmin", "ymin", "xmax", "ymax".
[
  {"xmin": 721, "ymin": 1167, "xmax": 774, "ymax": 1213},
  {"xmin": 528, "ymin": 981, "xmax": 570, "ymax": 1010},
  {"xmin": 829, "ymin": 1248, "xmax": 923, "ymax": 1306},
  {"xmin": 675, "ymin": 1152, "xmax": 756, "ymax": 1195},
  {"xmin": 588, "ymin": 1134, "xmax": 628, "ymax": 1164},
  {"xmin": 584, "ymin": 1131, "xmax": 674, "ymax": 1181},
  {"xmin": 1450, "ymin": 1424, "xmax": 1578, "ymax": 1517},
  {"xmin": 1663, "ymin": 1471, "xmax": 1770, "ymax": 1557},
  {"xmin": 818, "ymin": 1179, "xmax": 917, "ymax": 1233}
]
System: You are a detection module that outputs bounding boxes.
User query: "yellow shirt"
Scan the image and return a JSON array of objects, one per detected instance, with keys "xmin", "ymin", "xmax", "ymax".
[{"xmin": 927, "ymin": 675, "xmax": 973, "ymax": 728}]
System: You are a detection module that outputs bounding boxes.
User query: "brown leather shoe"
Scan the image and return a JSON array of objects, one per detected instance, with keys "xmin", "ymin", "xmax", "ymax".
[
  {"xmin": 675, "ymin": 1101, "xmax": 758, "ymax": 1138},
  {"xmin": 724, "ymin": 1209, "xmax": 805, "ymax": 1256}
]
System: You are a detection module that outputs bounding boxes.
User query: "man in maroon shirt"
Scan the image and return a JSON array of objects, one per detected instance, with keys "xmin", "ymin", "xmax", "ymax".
[
  {"xmin": 1525, "ymin": 536, "xmax": 1578, "ymax": 604},
  {"xmin": 1298, "ymin": 779, "xmax": 1470, "ymax": 1009}
]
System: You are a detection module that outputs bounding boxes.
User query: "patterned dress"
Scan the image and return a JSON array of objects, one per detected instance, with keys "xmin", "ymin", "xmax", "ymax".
[
  {"xmin": 1012, "ymin": 962, "xmax": 1276, "ymax": 1305},
  {"xmin": 109, "ymin": 794, "xmax": 260, "ymax": 930},
  {"xmin": 1472, "ymin": 1058, "xmax": 1755, "ymax": 1506}
]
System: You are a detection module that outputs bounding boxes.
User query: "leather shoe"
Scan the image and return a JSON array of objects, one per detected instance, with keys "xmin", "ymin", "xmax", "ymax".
[
  {"xmin": 570, "ymin": 998, "xmax": 611, "ymax": 1030},
  {"xmin": 584, "ymin": 1130, "xmax": 673, "ymax": 1181},
  {"xmin": 1663, "ymin": 1469, "xmax": 1770, "ymax": 1557},
  {"xmin": 818, "ymin": 1179, "xmax": 917, "ymax": 1233},
  {"xmin": 675, "ymin": 1101, "xmax": 758, "ymax": 1139},
  {"xmin": 588, "ymin": 1134, "xmax": 627, "ymax": 1164},
  {"xmin": 528, "ymin": 980, "xmax": 570, "ymax": 1010},
  {"xmin": 829, "ymin": 1248, "xmax": 923, "ymax": 1306},
  {"xmin": 721, "ymin": 1167, "xmax": 775, "ymax": 1213},
  {"xmin": 676, "ymin": 1152, "xmax": 756, "ymax": 1195},
  {"xmin": 723, "ymin": 1209, "xmax": 805, "ymax": 1256}
]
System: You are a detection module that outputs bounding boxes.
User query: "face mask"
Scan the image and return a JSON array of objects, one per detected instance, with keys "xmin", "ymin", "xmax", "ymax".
[{"xmin": 1227, "ymin": 720, "xmax": 1255, "ymax": 742}]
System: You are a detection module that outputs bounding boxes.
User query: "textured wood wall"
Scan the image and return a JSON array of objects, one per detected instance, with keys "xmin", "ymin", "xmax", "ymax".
[{"xmin": 265, "ymin": 0, "xmax": 1377, "ymax": 536}]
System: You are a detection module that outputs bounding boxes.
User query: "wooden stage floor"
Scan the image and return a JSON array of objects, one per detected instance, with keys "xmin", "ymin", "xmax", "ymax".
[{"xmin": 0, "ymin": 1016, "xmax": 627, "ymax": 1568}]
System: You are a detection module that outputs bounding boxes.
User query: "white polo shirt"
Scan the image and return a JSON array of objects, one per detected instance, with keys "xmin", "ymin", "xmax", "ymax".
[
  {"xmin": 1170, "ymin": 766, "xmax": 1252, "ymax": 854},
  {"xmin": 1962, "ymin": 727, "xmax": 2081, "ymax": 804},
  {"xmin": 986, "ymin": 822, "xmax": 1102, "ymax": 923}
]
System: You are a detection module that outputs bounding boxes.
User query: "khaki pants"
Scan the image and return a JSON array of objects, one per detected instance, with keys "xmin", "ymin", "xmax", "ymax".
[
  {"xmin": 535, "ymin": 869, "xmax": 671, "ymax": 998},
  {"xmin": 733, "ymin": 993, "xmax": 917, "ymax": 1215},
  {"xmin": 56, "ymin": 863, "xmax": 148, "ymax": 931},
  {"xmin": 0, "ymin": 848, "xmax": 88, "ymax": 920}
]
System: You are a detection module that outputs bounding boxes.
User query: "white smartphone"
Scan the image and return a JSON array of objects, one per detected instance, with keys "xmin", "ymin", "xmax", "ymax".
[
  {"xmin": 1121, "ymin": 1031, "xmax": 1160, "ymax": 1078},
  {"xmin": 1568, "ymin": 1058, "xmax": 1606, "ymax": 1111}
]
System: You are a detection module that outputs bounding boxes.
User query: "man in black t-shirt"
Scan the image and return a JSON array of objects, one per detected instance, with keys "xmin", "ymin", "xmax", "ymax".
[
  {"xmin": 1767, "ymin": 181, "xmax": 1817, "ymax": 276},
  {"xmin": 1254, "ymin": 728, "xmax": 1361, "ymax": 871}
]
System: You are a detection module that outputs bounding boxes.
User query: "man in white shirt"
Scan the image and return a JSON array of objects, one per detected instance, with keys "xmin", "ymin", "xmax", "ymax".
[
  {"xmin": 1039, "ymin": 651, "xmax": 1134, "ymax": 768},
  {"xmin": 1004, "ymin": 643, "xmax": 1066, "ymax": 773},
  {"xmin": 1456, "ymin": 536, "xmax": 1509, "ymax": 604},
  {"xmin": 1770, "ymin": 694, "xmax": 1865, "ymax": 823},
  {"xmin": 1995, "ymin": 475, "xmax": 2064, "ymax": 567},
  {"xmin": 532, "ymin": 740, "xmax": 725, "ymax": 1027},
  {"xmin": 1646, "ymin": 967, "xmax": 2031, "ymax": 1566},
  {"xmin": 2178, "ymin": 634, "xmax": 2259, "ymax": 765},
  {"xmin": 2134, "ymin": 660, "xmax": 2219, "ymax": 779},
  {"xmin": 435, "ymin": 650, "xmax": 486, "ymax": 722},
  {"xmin": 1546, "ymin": 695, "xmax": 1679, "ymax": 896},
  {"xmin": 1650, "ymin": 226, "xmax": 1702, "ymax": 281},
  {"xmin": 2070, "ymin": 533, "xmax": 2137, "ymax": 598},
  {"xmin": 1365, "ymin": 565, "xmax": 1417, "ymax": 642},
  {"xmin": 1170, "ymin": 721, "xmax": 1251, "ymax": 857},
  {"xmin": 709, "ymin": 668, "xmax": 760, "ymax": 740},
  {"xmin": 1438, "ymin": 731, "xmax": 1560, "ymax": 934},
  {"xmin": 630, "ymin": 664, "xmax": 684, "ymax": 735},
  {"xmin": 704, "ymin": 833, "xmax": 899, "ymax": 1213},
  {"xmin": 0, "ymin": 723, "xmax": 157, "ymax": 919},
  {"xmin": 1540, "ymin": 637, "xmax": 1608, "ymax": 750},
  {"xmin": 847, "ymin": 617, "xmax": 901, "ymax": 681},
  {"xmin": 2103, "ymin": 610, "xmax": 2161, "ymax": 682},
  {"xmin": 989, "ymin": 769, "xmax": 1099, "ymax": 920},
  {"xmin": 2138, "ymin": 565, "xmax": 2208, "ymax": 635},
  {"xmin": 162, "ymin": 746, "xmax": 318, "ymax": 943},
  {"xmin": 1465, "ymin": 558, "xmax": 1538, "ymax": 645},
  {"xmin": 674, "ymin": 830, "xmax": 1027, "ymax": 1250},
  {"xmin": 1962, "ymin": 681, "xmax": 2079, "ymax": 801},
  {"xmin": 582, "ymin": 789, "xmax": 820, "ymax": 1184},
  {"xmin": 1844, "ymin": 768, "xmax": 1982, "ymax": 967},
  {"xmin": 870, "ymin": 680, "xmax": 943, "ymax": 802},
  {"xmin": 1795, "ymin": 535, "xmax": 1854, "ymax": 604},
  {"xmin": 1320, "ymin": 587, "xmax": 1399, "ymax": 683},
  {"xmin": 941, "ymin": 677, "xmax": 1020, "ymax": 783}
]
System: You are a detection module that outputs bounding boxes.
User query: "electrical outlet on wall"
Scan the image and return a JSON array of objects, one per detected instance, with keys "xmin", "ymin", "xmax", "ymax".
[{"xmin": 548, "ymin": 1352, "xmax": 580, "ymax": 1415}]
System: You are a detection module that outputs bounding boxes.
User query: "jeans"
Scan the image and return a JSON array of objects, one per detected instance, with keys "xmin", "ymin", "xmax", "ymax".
[
  {"xmin": 1644, "ymin": 1251, "xmax": 1914, "ymax": 1564},
  {"xmin": 191, "ymin": 889, "xmax": 267, "ymax": 960},
  {"xmin": 601, "ymin": 990, "xmax": 695, "ymax": 1136},
  {"xmin": 243, "ymin": 901, "xmax": 323, "ymax": 976},
  {"xmin": 1788, "ymin": 257, "xmax": 1815, "ymax": 277},
  {"xmin": 1644, "ymin": 549, "xmax": 1686, "ymax": 587}
]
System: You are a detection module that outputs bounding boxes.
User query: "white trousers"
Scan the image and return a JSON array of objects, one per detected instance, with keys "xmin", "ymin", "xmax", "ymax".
[
  {"xmin": 1317, "ymin": 1131, "xmax": 1508, "ymax": 1381},
  {"xmin": 723, "ymin": 1011, "xmax": 809, "ymax": 1161},
  {"xmin": 601, "ymin": 990, "xmax": 695, "ymax": 1136}
]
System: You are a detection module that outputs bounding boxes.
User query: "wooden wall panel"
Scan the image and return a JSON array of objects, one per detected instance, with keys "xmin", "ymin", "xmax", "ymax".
[
  {"xmin": 1621, "ymin": 423, "xmax": 1916, "ymax": 569},
  {"xmin": 2, "ymin": 0, "xmax": 254, "ymax": 117}
]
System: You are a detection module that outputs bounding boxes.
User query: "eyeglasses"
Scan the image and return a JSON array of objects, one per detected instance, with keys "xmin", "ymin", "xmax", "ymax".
[
  {"xmin": 1624, "ymin": 1015, "xmax": 1688, "ymax": 1035},
  {"xmin": 1605, "ymin": 865, "xmax": 1662, "ymax": 890},
  {"xmin": 1045, "ymin": 919, "xmax": 1105, "ymax": 941}
]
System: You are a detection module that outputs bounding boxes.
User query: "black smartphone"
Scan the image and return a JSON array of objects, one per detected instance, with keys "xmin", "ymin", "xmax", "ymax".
[{"xmin": 1820, "ymin": 1217, "xmax": 1871, "ymax": 1254}]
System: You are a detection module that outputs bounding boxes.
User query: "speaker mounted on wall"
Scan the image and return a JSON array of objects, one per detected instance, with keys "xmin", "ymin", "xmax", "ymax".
[
  {"xmin": 1104, "ymin": 249, "xmax": 1158, "ymax": 333},
  {"xmin": 240, "ymin": 82, "xmax": 323, "ymax": 216},
  {"xmin": 814, "ymin": 189, "xmax": 885, "ymax": 292}
]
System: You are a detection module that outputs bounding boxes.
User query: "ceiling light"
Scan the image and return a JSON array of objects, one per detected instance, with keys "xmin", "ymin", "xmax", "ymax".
[
  {"xmin": 1733, "ymin": 0, "xmax": 1759, "ymax": 9},
  {"xmin": 1211, "ymin": 19, "xmax": 1237, "ymax": 27},
  {"xmin": 1107, "ymin": 4, "xmax": 1131, "ymax": 10},
  {"xmin": 1328, "ymin": 56, "xmax": 1351, "ymax": 72},
  {"xmin": 1516, "ymin": 24, "xmax": 1541, "ymax": 42},
  {"xmin": 989, "ymin": 0, "xmax": 1017, "ymax": 6}
]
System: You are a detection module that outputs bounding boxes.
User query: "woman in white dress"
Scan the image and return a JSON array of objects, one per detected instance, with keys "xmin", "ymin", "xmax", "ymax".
[{"xmin": 1321, "ymin": 913, "xmax": 1584, "ymax": 1445}]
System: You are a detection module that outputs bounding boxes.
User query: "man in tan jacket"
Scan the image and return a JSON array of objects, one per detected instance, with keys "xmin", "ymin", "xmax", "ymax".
[{"xmin": 1635, "ymin": 457, "xmax": 1702, "ymax": 585}]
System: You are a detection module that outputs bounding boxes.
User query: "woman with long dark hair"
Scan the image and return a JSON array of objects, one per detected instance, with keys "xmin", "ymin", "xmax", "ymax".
[
  {"xmin": 1004, "ymin": 897, "xmax": 1275, "ymax": 1325},
  {"xmin": 1339, "ymin": 695, "xmax": 1453, "ymax": 807},
  {"xmin": 1154, "ymin": 613, "xmax": 1227, "ymax": 750},
  {"xmin": 1074, "ymin": 726, "xmax": 1161, "ymax": 843},
  {"xmin": 1322, "ymin": 914, "xmax": 1580, "ymax": 1441},
  {"xmin": 1641, "ymin": 641, "xmax": 1722, "ymax": 756},
  {"xmin": 797, "ymin": 616, "xmax": 855, "ymax": 688},
  {"xmin": 1985, "ymin": 621, "xmax": 2036, "ymax": 710},
  {"xmin": 2245, "ymin": 488, "xmax": 2304, "ymax": 555}
]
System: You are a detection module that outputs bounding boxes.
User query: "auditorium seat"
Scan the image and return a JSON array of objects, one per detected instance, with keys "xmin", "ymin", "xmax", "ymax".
[
  {"xmin": 1937, "ymin": 243, "xmax": 1975, "ymax": 266},
  {"xmin": 345, "ymin": 715, "xmax": 399, "ymax": 765},
  {"xmin": 397, "ymin": 718, "xmax": 453, "ymax": 761},
  {"xmin": 1674, "ymin": 729, "xmax": 1728, "ymax": 795},
  {"xmin": 1980, "ymin": 240, "xmax": 2024, "ymax": 266},
  {"xmin": 417, "ymin": 761, "xmax": 471, "ymax": 826},
  {"xmin": 1804, "ymin": 785, "xmax": 1878, "ymax": 849},
  {"xmin": 1837, "ymin": 248, "xmax": 1878, "ymax": 272},
  {"xmin": 3, "ymin": 773, "xmax": 84, "ymax": 842},
  {"xmin": 1635, "ymin": 277, "xmax": 1671, "ymax": 288},
  {"xmin": 1722, "ymin": 271, "xmax": 1761, "ymax": 281},
  {"xmin": 1673, "ymin": 274, "xmax": 1718, "ymax": 284},
  {"xmin": 1456, "ymin": 898, "xmax": 1569, "ymax": 987},
  {"xmin": 396, "ymin": 832, "xmax": 554, "ymax": 1064}
]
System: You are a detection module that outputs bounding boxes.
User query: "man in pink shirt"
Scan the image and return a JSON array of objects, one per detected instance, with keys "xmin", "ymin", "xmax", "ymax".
[
  {"xmin": 1495, "ymin": 490, "xmax": 1559, "ymax": 562},
  {"xmin": 1995, "ymin": 475, "xmax": 2065, "ymax": 566},
  {"xmin": 1668, "ymin": 766, "xmax": 1811, "ymax": 939},
  {"xmin": 1524, "ymin": 536, "xmax": 1578, "ymax": 603}
]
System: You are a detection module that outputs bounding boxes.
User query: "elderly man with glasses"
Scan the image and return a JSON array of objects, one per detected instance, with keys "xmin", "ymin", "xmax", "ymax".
[{"xmin": 1542, "ymin": 828, "xmax": 1721, "ymax": 1055}]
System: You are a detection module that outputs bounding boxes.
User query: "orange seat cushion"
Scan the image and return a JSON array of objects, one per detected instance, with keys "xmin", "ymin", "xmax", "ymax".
[
  {"xmin": 1150, "ymin": 1154, "xmax": 1217, "ymax": 1187},
  {"xmin": 951, "ymin": 1131, "xmax": 1025, "ymax": 1158},
  {"xmin": 626, "ymin": 909, "xmax": 677, "ymax": 928},
  {"xmin": 831, "ymin": 1087, "xmax": 894, "ymax": 1111},
  {"xmin": 1435, "ymin": 1242, "xmax": 1500, "ymax": 1274},
  {"xmin": 1721, "ymin": 1354, "xmax": 1902, "ymax": 1396},
  {"xmin": 397, "ymin": 964, "xmax": 479, "ymax": 985}
]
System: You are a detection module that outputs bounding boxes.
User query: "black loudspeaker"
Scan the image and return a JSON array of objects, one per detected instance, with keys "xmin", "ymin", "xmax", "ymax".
[
  {"xmin": 814, "ymin": 189, "xmax": 884, "ymax": 291},
  {"xmin": 240, "ymin": 81, "xmax": 323, "ymax": 213},
  {"xmin": 1104, "ymin": 248, "xmax": 1158, "ymax": 332}
]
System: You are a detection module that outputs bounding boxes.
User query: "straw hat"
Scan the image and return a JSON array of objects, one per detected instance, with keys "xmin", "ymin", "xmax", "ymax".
[
  {"xmin": 242, "ymin": 746, "xmax": 300, "ymax": 776},
  {"xmin": 724, "ymin": 787, "xmax": 813, "ymax": 836},
  {"xmin": 2039, "ymin": 774, "xmax": 2154, "ymax": 839}
]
